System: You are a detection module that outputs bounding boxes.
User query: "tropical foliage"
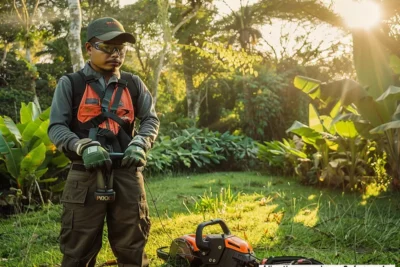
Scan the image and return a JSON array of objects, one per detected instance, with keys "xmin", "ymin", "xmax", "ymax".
[
  {"xmin": 147, "ymin": 128, "xmax": 258, "ymax": 174},
  {"xmin": 1, "ymin": 0, "xmax": 400, "ymax": 206},
  {"xmin": 284, "ymin": 28, "xmax": 400, "ymax": 190},
  {"xmin": 0, "ymin": 103, "xmax": 69, "ymax": 206}
]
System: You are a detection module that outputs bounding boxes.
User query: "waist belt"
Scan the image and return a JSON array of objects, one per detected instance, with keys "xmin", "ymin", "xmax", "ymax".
[{"xmin": 71, "ymin": 163, "xmax": 144, "ymax": 172}]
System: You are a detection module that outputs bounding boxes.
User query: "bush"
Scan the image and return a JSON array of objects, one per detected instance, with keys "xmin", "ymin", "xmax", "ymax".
[{"xmin": 146, "ymin": 128, "xmax": 258, "ymax": 174}]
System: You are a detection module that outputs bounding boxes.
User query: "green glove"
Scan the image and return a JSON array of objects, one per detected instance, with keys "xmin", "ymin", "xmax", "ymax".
[
  {"xmin": 121, "ymin": 145, "xmax": 146, "ymax": 168},
  {"xmin": 75, "ymin": 138, "xmax": 112, "ymax": 170}
]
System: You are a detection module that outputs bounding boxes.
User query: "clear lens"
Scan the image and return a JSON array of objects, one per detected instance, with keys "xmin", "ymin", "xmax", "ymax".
[{"xmin": 93, "ymin": 42, "xmax": 127, "ymax": 55}]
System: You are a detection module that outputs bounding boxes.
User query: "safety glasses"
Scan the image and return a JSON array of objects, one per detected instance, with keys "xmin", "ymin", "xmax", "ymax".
[{"xmin": 91, "ymin": 42, "xmax": 128, "ymax": 55}]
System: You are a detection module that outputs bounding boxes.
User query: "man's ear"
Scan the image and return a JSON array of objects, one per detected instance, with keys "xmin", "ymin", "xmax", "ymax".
[{"xmin": 85, "ymin": 42, "xmax": 92, "ymax": 55}]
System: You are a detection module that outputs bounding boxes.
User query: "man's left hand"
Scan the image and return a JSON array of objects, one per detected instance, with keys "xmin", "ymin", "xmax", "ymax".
[{"xmin": 121, "ymin": 145, "xmax": 146, "ymax": 168}]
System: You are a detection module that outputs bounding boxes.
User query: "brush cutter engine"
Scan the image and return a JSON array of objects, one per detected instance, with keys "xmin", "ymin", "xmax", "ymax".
[{"xmin": 157, "ymin": 219, "xmax": 323, "ymax": 267}]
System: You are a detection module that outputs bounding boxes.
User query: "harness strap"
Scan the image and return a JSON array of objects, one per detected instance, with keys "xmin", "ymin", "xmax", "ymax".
[
  {"xmin": 110, "ymin": 79, "xmax": 128, "ymax": 112},
  {"xmin": 101, "ymin": 83, "xmax": 114, "ymax": 112},
  {"xmin": 82, "ymin": 78, "xmax": 129, "ymax": 129},
  {"xmin": 84, "ymin": 75, "xmax": 104, "ymax": 99},
  {"xmin": 89, "ymin": 127, "xmax": 122, "ymax": 153},
  {"xmin": 80, "ymin": 112, "xmax": 127, "ymax": 129},
  {"xmin": 121, "ymin": 72, "xmax": 138, "ymax": 113}
]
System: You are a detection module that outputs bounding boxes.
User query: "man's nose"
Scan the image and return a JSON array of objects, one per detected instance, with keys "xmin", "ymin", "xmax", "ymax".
[{"xmin": 111, "ymin": 48, "xmax": 121, "ymax": 56}]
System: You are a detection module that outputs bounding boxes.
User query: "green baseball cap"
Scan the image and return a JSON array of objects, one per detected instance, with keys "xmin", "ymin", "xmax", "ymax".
[{"xmin": 86, "ymin": 17, "xmax": 135, "ymax": 43}]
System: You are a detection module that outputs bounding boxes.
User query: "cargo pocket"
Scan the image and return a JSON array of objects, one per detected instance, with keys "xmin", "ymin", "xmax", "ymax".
[
  {"xmin": 61, "ymin": 181, "xmax": 88, "ymax": 205},
  {"xmin": 138, "ymin": 201, "xmax": 151, "ymax": 239}
]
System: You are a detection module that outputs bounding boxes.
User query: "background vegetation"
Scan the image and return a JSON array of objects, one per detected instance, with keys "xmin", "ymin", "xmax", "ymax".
[{"xmin": 1, "ymin": 0, "xmax": 400, "ymax": 266}]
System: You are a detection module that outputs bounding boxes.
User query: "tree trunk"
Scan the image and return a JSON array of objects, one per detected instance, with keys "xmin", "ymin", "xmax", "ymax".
[
  {"xmin": 1, "ymin": 43, "xmax": 9, "ymax": 66},
  {"xmin": 183, "ymin": 50, "xmax": 200, "ymax": 120},
  {"xmin": 150, "ymin": 0, "xmax": 200, "ymax": 106},
  {"xmin": 25, "ymin": 47, "xmax": 31, "ymax": 63},
  {"xmin": 67, "ymin": 0, "xmax": 85, "ymax": 72},
  {"xmin": 151, "ymin": 0, "xmax": 170, "ymax": 105},
  {"xmin": 151, "ymin": 45, "xmax": 167, "ymax": 105}
]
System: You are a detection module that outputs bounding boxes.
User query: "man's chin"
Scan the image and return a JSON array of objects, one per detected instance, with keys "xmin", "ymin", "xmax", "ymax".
[{"xmin": 102, "ymin": 65, "xmax": 120, "ymax": 72}]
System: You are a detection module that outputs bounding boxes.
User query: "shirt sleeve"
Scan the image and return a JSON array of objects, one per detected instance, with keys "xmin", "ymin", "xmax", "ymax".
[
  {"xmin": 130, "ymin": 75, "xmax": 160, "ymax": 152},
  {"xmin": 48, "ymin": 76, "xmax": 80, "ymax": 153}
]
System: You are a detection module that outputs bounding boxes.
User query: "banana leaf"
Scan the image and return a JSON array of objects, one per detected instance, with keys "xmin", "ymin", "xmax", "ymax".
[
  {"xmin": 370, "ymin": 120, "xmax": 400, "ymax": 134},
  {"xmin": 19, "ymin": 143, "xmax": 46, "ymax": 186},
  {"xmin": 21, "ymin": 119, "xmax": 42, "ymax": 143},
  {"xmin": 0, "ymin": 116, "xmax": 22, "ymax": 146},
  {"xmin": 353, "ymin": 29, "xmax": 394, "ymax": 100},
  {"xmin": 334, "ymin": 121, "xmax": 358, "ymax": 139},
  {"xmin": 35, "ymin": 168, "xmax": 48, "ymax": 179},
  {"xmin": 376, "ymin": 85, "xmax": 400, "ymax": 102},
  {"xmin": 0, "ymin": 133, "xmax": 22, "ymax": 179},
  {"xmin": 50, "ymin": 153, "xmax": 70, "ymax": 168}
]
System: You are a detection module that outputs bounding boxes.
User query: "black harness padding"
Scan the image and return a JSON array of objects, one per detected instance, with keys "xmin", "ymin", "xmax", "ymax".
[{"xmin": 64, "ymin": 70, "xmax": 139, "ymax": 156}]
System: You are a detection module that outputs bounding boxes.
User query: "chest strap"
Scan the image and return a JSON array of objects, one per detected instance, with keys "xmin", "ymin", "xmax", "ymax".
[{"xmin": 80, "ymin": 76, "xmax": 129, "ymax": 132}]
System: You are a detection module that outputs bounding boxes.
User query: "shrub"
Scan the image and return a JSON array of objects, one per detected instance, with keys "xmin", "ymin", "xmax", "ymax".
[
  {"xmin": 0, "ymin": 102, "xmax": 69, "ymax": 208},
  {"xmin": 146, "ymin": 128, "xmax": 258, "ymax": 174}
]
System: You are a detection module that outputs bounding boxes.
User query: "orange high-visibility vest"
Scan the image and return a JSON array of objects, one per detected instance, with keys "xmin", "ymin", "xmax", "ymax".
[{"xmin": 77, "ymin": 83, "xmax": 134, "ymax": 135}]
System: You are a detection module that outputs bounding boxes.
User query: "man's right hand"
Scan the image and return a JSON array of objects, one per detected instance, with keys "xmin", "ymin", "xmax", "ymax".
[{"xmin": 75, "ymin": 138, "xmax": 112, "ymax": 170}]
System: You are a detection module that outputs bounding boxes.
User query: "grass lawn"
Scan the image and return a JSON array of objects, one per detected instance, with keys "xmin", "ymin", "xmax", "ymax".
[{"xmin": 0, "ymin": 172, "xmax": 399, "ymax": 266}]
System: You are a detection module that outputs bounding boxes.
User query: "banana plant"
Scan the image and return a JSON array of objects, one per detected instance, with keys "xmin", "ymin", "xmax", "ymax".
[
  {"xmin": 0, "ymin": 102, "xmax": 70, "ymax": 205},
  {"xmin": 287, "ymin": 104, "xmax": 373, "ymax": 188},
  {"xmin": 291, "ymin": 30, "xmax": 400, "ymax": 188}
]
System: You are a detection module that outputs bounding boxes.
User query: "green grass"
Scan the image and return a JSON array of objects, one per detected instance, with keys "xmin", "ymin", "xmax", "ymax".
[{"xmin": 0, "ymin": 172, "xmax": 400, "ymax": 266}]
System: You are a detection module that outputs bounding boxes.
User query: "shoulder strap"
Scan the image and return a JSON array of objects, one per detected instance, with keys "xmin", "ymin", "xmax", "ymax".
[
  {"xmin": 121, "ymin": 71, "xmax": 139, "ymax": 110},
  {"xmin": 65, "ymin": 70, "xmax": 85, "ymax": 97},
  {"xmin": 65, "ymin": 70, "xmax": 85, "ymax": 114}
]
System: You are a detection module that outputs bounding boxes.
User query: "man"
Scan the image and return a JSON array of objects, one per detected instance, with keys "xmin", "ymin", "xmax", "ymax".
[{"xmin": 48, "ymin": 17, "xmax": 159, "ymax": 267}]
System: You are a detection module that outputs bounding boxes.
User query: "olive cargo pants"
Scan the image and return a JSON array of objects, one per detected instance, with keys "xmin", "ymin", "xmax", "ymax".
[{"xmin": 59, "ymin": 164, "xmax": 150, "ymax": 267}]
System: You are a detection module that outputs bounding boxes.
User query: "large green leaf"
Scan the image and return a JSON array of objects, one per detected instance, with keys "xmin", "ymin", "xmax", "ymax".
[
  {"xmin": 392, "ymin": 104, "xmax": 400, "ymax": 121},
  {"xmin": 39, "ymin": 107, "xmax": 51, "ymax": 121},
  {"xmin": 331, "ymin": 113, "xmax": 374, "ymax": 139},
  {"xmin": 20, "ymin": 102, "xmax": 40, "ymax": 124},
  {"xmin": 0, "ymin": 133, "xmax": 22, "ymax": 179},
  {"xmin": 33, "ymin": 120, "xmax": 52, "ymax": 146},
  {"xmin": 376, "ymin": 85, "xmax": 400, "ymax": 102},
  {"xmin": 0, "ymin": 117, "xmax": 22, "ymax": 146},
  {"xmin": 21, "ymin": 119, "xmax": 42, "ymax": 143},
  {"xmin": 356, "ymin": 95, "xmax": 391, "ymax": 127},
  {"xmin": 286, "ymin": 121, "xmax": 322, "ymax": 145},
  {"xmin": 49, "ymin": 180, "xmax": 66, "ymax": 193},
  {"xmin": 20, "ymin": 103, "xmax": 32, "ymax": 124},
  {"xmin": 319, "ymin": 79, "xmax": 368, "ymax": 106},
  {"xmin": 51, "ymin": 153, "xmax": 70, "ymax": 168},
  {"xmin": 294, "ymin": 76, "xmax": 369, "ymax": 110},
  {"xmin": 370, "ymin": 120, "xmax": 400, "ymax": 134},
  {"xmin": 38, "ymin": 177, "xmax": 58, "ymax": 183},
  {"xmin": 293, "ymin": 76, "xmax": 321, "ymax": 99},
  {"xmin": 309, "ymin": 104, "xmax": 324, "ymax": 132},
  {"xmin": 35, "ymin": 168, "xmax": 48, "ymax": 179},
  {"xmin": 390, "ymin": 55, "xmax": 400, "ymax": 74},
  {"xmin": 334, "ymin": 121, "xmax": 358, "ymax": 138},
  {"xmin": 19, "ymin": 143, "xmax": 46, "ymax": 185},
  {"xmin": 353, "ymin": 30, "xmax": 395, "ymax": 118}
]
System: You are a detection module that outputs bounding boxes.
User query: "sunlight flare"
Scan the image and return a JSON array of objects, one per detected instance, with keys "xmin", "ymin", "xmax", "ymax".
[{"xmin": 336, "ymin": 0, "xmax": 381, "ymax": 29}]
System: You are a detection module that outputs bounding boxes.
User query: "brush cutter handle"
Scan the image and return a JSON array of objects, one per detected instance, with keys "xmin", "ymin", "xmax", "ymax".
[
  {"xmin": 196, "ymin": 219, "xmax": 231, "ymax": 251},
  {"xmin": 109, "ymin": 152, "xmax": 124, "ymax": 160}
]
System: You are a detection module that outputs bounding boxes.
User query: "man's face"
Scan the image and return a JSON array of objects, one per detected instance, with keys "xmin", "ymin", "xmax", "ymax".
[{"xmin": 86, "ymin": 37, "xmax": 127, "ymax": 74}]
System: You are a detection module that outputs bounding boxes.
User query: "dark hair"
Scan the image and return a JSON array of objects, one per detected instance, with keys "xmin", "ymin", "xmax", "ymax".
[{"xmin": 88, "ymin": 37, "xmax": 100, "ymax": 43}]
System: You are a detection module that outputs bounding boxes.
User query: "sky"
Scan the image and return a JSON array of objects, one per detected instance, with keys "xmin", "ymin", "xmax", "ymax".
[
  {"xmin": 119, "ymin": 0, "xmax": 347, "ymax": 14},
  {"xmin": 118, "ymin": 0, "xmax": 381, "ymax": 60}
]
